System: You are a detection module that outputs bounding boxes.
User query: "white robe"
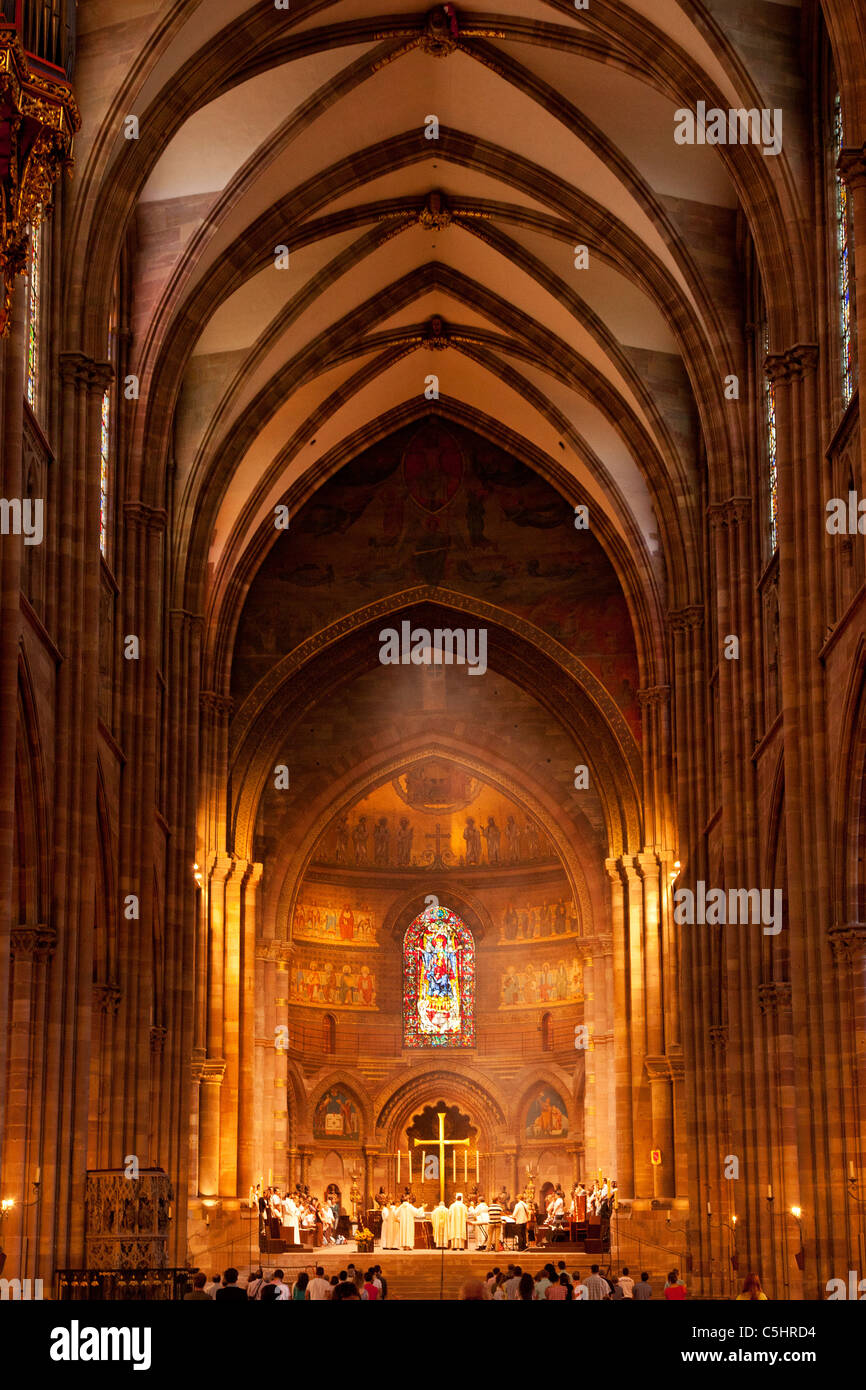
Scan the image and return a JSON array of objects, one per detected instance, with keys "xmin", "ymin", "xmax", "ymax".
[
  {"xmin": 431, "ymin": 1203, "xmax": 449, "ymax": 1248},
  {"xmin": 282, "ymin": 1198, "xmax": 300, "ymax": 1245},
  {"xmin": 397, "ymin": 1201, "xmax": 420, "ymax": 1248},
  {"xmin": 447, "ymin": 1198, "xmax": 468, "ymax": 1247},
  {"xmin": 380, "ymin": 1204, "xmax": 395, "ymax": 1249}
]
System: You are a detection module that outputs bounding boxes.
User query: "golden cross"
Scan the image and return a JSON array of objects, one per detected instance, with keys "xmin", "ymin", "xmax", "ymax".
[{"xmin": 414, "ymin": 1110, "xmax": 469, "ymax": 1206}]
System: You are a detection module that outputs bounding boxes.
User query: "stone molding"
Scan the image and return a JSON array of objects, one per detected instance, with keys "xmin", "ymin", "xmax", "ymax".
[{"xmin": 764, "ymin": 344, "xmax": 819, "ymax": 384}]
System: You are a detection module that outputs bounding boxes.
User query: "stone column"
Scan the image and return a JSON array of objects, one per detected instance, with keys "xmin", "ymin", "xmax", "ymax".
[
  {"xmin": 605, "ymin": 859, "xmax": 634, "ymax": 1198},
  {"xmin": 838, "ymin": 145, "xmax": 866, "ymax": 493}
]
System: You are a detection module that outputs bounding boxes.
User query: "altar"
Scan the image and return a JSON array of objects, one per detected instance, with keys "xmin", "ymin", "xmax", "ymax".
[{"xmin": 414, "ymin": 1218, "xmax": 434, "ymax": 1250}]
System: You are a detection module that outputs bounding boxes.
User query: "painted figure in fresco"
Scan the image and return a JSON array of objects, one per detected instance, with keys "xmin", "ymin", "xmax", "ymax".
[
  {"xmin": 334, "ymin": 815, "xmax": 349, "ymax": 864},
  {"xmin": 352, "ymin": 817, "xmax": 369, "ymax": 865},
  {"xmin": 339, "ymin": 905, "xmax": 355, "ymax": 941},
  {"xmin": 358, "ymin": 965, "xmax": 375, "ymax": 1006},
  {"xmin": 518, "ymin": 907, "xmax": 530, "ymax": 940},
  {"xmin": 373, "ymin": 817, "xmax": 390, "ymax": 866},
  {"xmin": 396, "ymin": 817, "xmax": 414, "ymax": 866},
  {"xmin": 505, "ymin": 815, "xmax": 520, "ymax": 863},
  {"xmin": 503, "ymin": 903, "xmax": 518, "ymax": 941},
  {"xmin": 525, "ymin": 821, "xmax": 540, "ymax": 859},
  {"xmin": 463, "ymin": 817, "xmax": 481, "ymax": 865},
  {"xmin": 482, "ymin": 816, "xmax": 501, "ymax": 864}
]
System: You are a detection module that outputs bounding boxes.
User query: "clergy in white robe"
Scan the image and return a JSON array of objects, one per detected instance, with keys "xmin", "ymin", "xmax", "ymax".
[
  {"xmin": 447, "ymin": 1193, "xmax": 468, "ymax": 1249},
  {"xmin": 281, "ymin": 1196, "xmax": 300, "ymax": 1246},
  {"xmin": 380, "ymin": 1203, "xmax": 395, "ymax": 1249},
  {"xmin": 431, "ymin": 1201, "xmax": 449, "ymax": 1248},
  {"xmin": 397, "ymin": 1198, "xmax": 421, "ymax": 1250}
]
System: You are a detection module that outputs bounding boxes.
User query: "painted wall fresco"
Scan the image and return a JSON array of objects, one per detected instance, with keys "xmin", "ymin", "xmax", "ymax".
[
  {"xmin": 524, "ymin": 1087, "xmax": 570, "ymax": 1139},
  {"xmin": 292, "ymin": 899, "xmax": 378, "ymax": 946},
  {"xmin": 232, "ymin": 418, "xmax": 640, "ymax": 737},
  {"xmin": 290, "ymin": 956, "xmax": 378, "ymax": 1010},
  {"xmin": 313, "ymin": 1087, "xmax": 362, "ymax": 1139},
  {"xmin": 499, "ymin": 957, "xmax": 583, "ymax": 1008},
  {"xmin": 496, "ymin": 898, "xmax": 579, "ymax": 942}
]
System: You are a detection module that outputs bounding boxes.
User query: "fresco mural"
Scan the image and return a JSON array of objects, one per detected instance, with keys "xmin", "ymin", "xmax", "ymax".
[
  {"xmin": 292, "ymin": 900, "xmax": 378, "ymax": 946},
  {"xmin": 524, "ymin": 1087, "xmax": 570, "ymax": 1139},
  {"xmin": 290, "ymin": 957, "xmax": 378, "ymax": 1009},
  {"xmin": 499, "ymin": 957, "xmax": 583, "ymax": 1008},
  {"xmin": 313, "ymin": 1088, "xmax": 362, "ymax": 1140},
  {"xmin": 497, "ymin": 899, "xmax": 579, "ymax": 942},
  {"xmin": 232, "ymin": 418, "xmax": 640, "ymax": 738}
]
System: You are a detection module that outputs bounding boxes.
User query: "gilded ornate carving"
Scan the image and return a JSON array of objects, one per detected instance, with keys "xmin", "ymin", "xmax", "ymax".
[{"xmin": 0, "ymin": 32, "xmax": 80, "ymax": 335}]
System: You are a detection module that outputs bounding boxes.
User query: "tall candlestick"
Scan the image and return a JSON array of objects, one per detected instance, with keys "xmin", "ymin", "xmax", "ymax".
[
  {"xmin": 409, "ymin": 1151, "xmax": 412, "ymax": 1184},
  {"xmin": 464, "ymin": 1149, "xmax": 467, "ymax": 1183},
  {"xmin": 453, "ymin": 1149, "xmax": 456, "ymax": 1182},
  {"xmin": 476, "ymin": 1150, "xmax": 479, "ymax": 1183},
  {"xmin": 397, "ymin": 1151, "xmax": 401, "ymax": 1183}
]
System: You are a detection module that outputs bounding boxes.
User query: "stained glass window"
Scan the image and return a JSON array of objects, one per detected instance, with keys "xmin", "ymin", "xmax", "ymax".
[
  {"xmin": 764, "ymin": 325, "xmax": 778, "ymax": 553},
  {"xmin": 99, "ymin": 387, "xmax": 111, "ymax": 555},
  {"xmin": 403, "ymin": 903, "xmax": 475, "ymax": 1048},
  {"xmin": 25, "ymin": 219, "xmax": 41, "ymax": 412},
  {"xmin": 834, "ymin": 92, "xmax": 854, "ymax": 407}
]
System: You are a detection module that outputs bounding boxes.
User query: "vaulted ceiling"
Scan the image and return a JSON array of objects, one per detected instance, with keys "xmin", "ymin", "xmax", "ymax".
[{"xmin": 66, "ymin": 0, "xmax": 814, "ymax": 694}]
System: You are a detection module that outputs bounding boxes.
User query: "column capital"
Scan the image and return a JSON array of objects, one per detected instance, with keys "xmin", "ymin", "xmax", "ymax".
[
  {"xmin": 708, "ymin": 1025, "xmax": 728, "ymax": 1054},
  {"xmin": 707, "ymin": 496, "xmax": 751, "ymax": 529},
  {"xmin": 150, "ymin": 1025, "xmax": 168, "ymax": 1054},
  {"xmin": 667, "ymin": 605, "xmax": 704, "ymax": 632},
  {"xmin": 757, "ymin": 981, "xmax": 792, "ymax": 1014},
  {"xmin": 199, "ymin": 1058, "xmax": 227, "ymax": 1085},
  {"xmin": 92, "ymin": 980, "xmax": 121, "ymax": 1015},
  {"xmin": 58, "ymin": 352, "xmax": 114, "ymax": 392},
  {"xmin": 200, "ymin": 690, "xmax": 235, "ymax": 719},
  {"xmin": 764, "ymin": 344, "xmax": 819, "ymax": 383},
  {"xmin": 638, "ymin": 685, "xmax": 670, "ymax": 710},
  {"xmin": 123, "ymin": 501, "xmax": 167, "ymax": 534},
  {"xmin": 11, "ymin": 923, "xmax": 56, "ymax": 961},
  {"xmin": 643, "ymin": 1054, "xmax": 672, "ymax": 1082},
  {"xmin": 828, "ymin": 922, "xmax": 866, "ymax": 970}
]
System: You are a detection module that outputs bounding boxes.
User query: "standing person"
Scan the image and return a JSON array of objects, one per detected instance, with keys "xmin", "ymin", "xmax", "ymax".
[
  {"xmin": 534, "ymin": 1268, "xmax": 551, "ymax": 1300},
  {"xmin": 307, "ymin": 1266, "xmax": 332, "ymax": 1300},
  {"xmin": 584, "ymin": 1264, "xmax": 610, "ymax": 1300},
  {"xmin": 374, "ymin": 1264, "xmax": 388, "ymax": 1300},
  {"xmin": 379, "ymin": 1199, "xmax": 393, "ymax": 1250},
  {"xmin": 448, "ymin": 1192, "xmax": 468, "ymax": 1250},
  {"xmin": 397, "ymin": 1194, "xmax": 421, "ymax": 1250},
  {"xmin": 204, "ymin": 1273, "xmax": 221, "ymax": 1299},
  {"xmin": 291, "ymin": 1271, "xmax": 310, "ymax": 1301},
  {"xmin": 547, "ymin": 1272, "xmax": 573, "ymax": 1300},
  {"xmin": 261, "ymin": 1269, "xmax": 289, "ymax": 1301},
  {"xmin": 633, "ymin": 1271, "xmax": 653, "ymax": 1300},
  {"xmin": 214, "ymin": 1268, "xmax": 247, "ymax": 1302},
  {"xmin": 363, "ymin": 1269, "xmax": 380, "ymax": 1300},
  {"xmin": 183, "ymin": 1273, "xmax": 211, "ymax": 1301},
  {"xmin": 512, "ymin": 1193, "xmax": 530, "ymax": 1251},
  {"xmin": 618, "ymin": 1266, "xmax": 634, "ymax": 1298},
  {"xmin": 735, "ymin": 1273, "xmax": 768, "ymax": 1300},
  {"xmin": 353, "ymin": 1269, "xmax": 367, "ymax": 1300},
  {"xmin": 664, "ymin": 1269, "xmax": 687, "ymax": 1300},
  {"xmin": 486, "ymin": 1195, "xmax": 503, "ymax": 1252},
  {"xmin": 572, "ymin": 1271, "xmax": 588, "ymax": 1301},
  {"xmin": 246, "ymin": 1267, "xmax": 265, "ymax": 1300},
  {"xmin": 431, "ymin": 1197, "xmax": 449, "ymax": 1248},
  {"xmin": 474, "ymin": 1197, "xmax": 489, "ymax": 1250}
]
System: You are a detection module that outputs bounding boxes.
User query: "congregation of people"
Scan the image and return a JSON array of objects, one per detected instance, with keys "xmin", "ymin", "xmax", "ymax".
[
  {"xmin": 253, "ymin": 1184, "xmax": 347, "ymax": 1246},
  {"xmin": 185, "ymin": 1264, "xmax": 389, "ymax": 1301}
]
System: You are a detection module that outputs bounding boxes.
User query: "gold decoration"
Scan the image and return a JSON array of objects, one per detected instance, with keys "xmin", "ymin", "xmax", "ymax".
[{"xmin": 0, "ymin": 31, "xmax": 80, "ymax": 336}]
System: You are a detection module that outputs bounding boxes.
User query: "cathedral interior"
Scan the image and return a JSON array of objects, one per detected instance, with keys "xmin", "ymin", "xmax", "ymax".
[{"xmin": 1, "ymin": 0, "xmax": 866, "ymax": 1304}]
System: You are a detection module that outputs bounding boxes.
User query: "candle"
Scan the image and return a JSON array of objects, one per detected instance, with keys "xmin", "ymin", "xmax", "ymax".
[
  {"xmin": 422, "ymin": 1151, "xmax": 426, "ymax": 1180},
  {"xmin": 409, "ymin": 1152, "xmax": 412, "ymax": 1184},
  {"xmin": 849, "ymin": 1161, "xmax": 855, "ymax": 1180},
  {"xmin": 35, "ymin": 1167, "xmax": 41, "ymax": 1185},
  {"xmin": 707, "ymin": 1201, "xmax": 711, "ymax": 1215},
  {"xmin": 464, "ymin": 1149, "xmax": 467, "ymax": 1183},
  {"xmin": 767, "ymin": 1184, "xmax": 772, "ymax": 1199},
  {"xmin": 397, "ymin": 1151, "xmax": 401, "ymax": 1183},
  {"xmin": 476, "ymin": 1150, "xmax": 479, "ymax": 1182},
  {"xmin": 453, "ymin": 1149, "xmax": 456, "ymax": 1182},
  {"xmin": 268, "ymin": 1169, "xmax": 272, "ymax": 1187}
]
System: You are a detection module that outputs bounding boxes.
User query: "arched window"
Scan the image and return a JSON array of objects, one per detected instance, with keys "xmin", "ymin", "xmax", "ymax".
[
  {"xmin": 25, "ymin": 218, "xmax": 42, "ymax": 414},
  {"xmin": 403, "ymin": 903, "xmax": 475, "ymax": 1048},
  {"xmin": 322, "ymin": 1013, "xmax": 335, "ymax": 1055},
  {"xmin": 833, "ymin": 91, "xmax": 855, "ymax": 408},
  {"xmin": 541, "ymin": 1012, "xmax": 553, "ymax": 1051}
]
